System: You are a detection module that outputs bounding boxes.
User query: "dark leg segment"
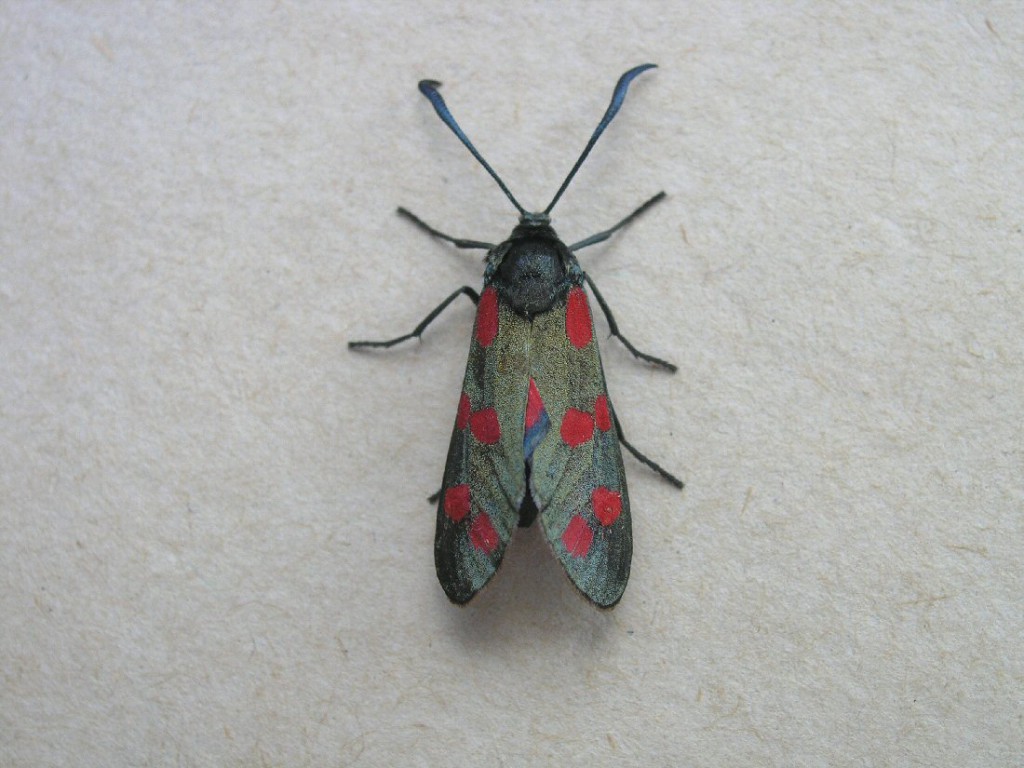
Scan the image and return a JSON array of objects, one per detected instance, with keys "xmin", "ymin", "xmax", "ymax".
[
  {"xmin": 349, "ymin": 286, "xmax": 480, "ymax": 349},
  {"xmin": 397, "ymin": 208, "xmax": 494, "ymax": 250},
  {"xmin": 568, "ymin": 191, "xmax": 666, "ymax": 251},
  {"xmin": 583, "ymin": 274, "xmax": 677, "ymax": 372},
  {"xmin": 613, "ymin": 411, "xmax": 684, "ymax": 489}
]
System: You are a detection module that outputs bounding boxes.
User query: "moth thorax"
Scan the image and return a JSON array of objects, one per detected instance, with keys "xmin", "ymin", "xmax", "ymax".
[{"xmin": 494, "ymin": 237, "xmax": 571, "ymax": 316}]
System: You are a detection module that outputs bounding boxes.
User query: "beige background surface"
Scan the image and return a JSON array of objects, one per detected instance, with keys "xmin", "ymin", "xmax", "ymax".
[{"xmin": 2, "ymin": 2, "xmax": 1021, "ymax": 766}]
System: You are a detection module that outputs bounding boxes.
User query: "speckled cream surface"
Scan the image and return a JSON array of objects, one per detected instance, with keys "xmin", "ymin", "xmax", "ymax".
[{"xmin": 2, "ymin": 3, "xmax": 1021, "ymax": 766}]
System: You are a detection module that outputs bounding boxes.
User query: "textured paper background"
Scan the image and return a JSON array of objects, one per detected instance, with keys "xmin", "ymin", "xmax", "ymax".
[{"xmin": 2, "ymin": 2, "xmax": 1021, "ymax": 766}]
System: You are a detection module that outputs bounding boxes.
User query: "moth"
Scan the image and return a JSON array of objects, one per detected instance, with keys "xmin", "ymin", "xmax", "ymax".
[{"xmin": 350, "ymin": 64, "xmax": 682, "ymax": 608}]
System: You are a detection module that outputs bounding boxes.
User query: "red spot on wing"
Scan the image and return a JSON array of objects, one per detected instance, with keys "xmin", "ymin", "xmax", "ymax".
[
  {"xmin": 470, "ymin": 408, "xmax": 501, "ymax": 444},
  {"xmin": 561, "ymin": 408, "xmax": 595, "ymax": 447},
  {"xmin": 565, "ymin": 287, "xmax": 593, "ymax": 349},
  {"xmin": 592, "ymin": 487, "xmax": 622, "ymax": 526},
  {"xmin": 469, "ymin": 513, "xmax": 499, "ymax": 554},
  {"xmin": 525, "ymin": 378, "xmax": 544, "ymax": 429},
  {"xmin": 594, "ymin": 394, "xmax": 611, "ymax": 432},
  {"xmin": 456, "ymin": 392, "xmax": 471, "ymax": 430},
  {"xmin": 443, "ymin": 484, "xmax": 471, "ymax": 522},
  {"xmin": 475, "ymin": 287, "xmax": 499, "ymax": 348},
  {"xmin": 561, "ymin": 515, "xmax": 594, "ymax": 558}
]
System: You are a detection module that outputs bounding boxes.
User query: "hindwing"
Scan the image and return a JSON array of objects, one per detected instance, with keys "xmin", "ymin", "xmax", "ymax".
[{"xmin": 434, "ymin": 287, "xmax": 529, "ymax": 603}]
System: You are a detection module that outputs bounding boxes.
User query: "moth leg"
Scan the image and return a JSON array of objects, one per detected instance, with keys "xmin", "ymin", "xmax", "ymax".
[
  {"xmin": 427, "ymin": 488, "xmax": 441, "ymax": 504},
  {"xmin": 583, "ymin": 274, "xmax": 677, "ymax": 372},
  {"xmin": 349, "ymin": 286, "xmax": 480, "ymax": 349},
  {"xmin": 568, "ymin": 191, "xmax": 666, "ymax": 251},
  {"xmin": 398, "ymin": 207, "xmax": 494, "ymax": 250},
  {"xmin": 613, "ymin": 411, "xmax": 684, "ymax": 489}
]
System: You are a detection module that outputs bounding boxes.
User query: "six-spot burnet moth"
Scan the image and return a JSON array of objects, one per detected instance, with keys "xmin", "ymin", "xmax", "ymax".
[{"xmin": 349, "ymin": 64, "xmax": 683, "ymax": 608}]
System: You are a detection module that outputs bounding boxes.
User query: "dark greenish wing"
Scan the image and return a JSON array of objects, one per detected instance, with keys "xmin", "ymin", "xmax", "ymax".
[
  {"xmin": 528, "ymin": 286, "xmax": 632, "ymax": 608},
  {"xmin": 434, "ymin": 286, "xmax": 530, "ymax": 604}
]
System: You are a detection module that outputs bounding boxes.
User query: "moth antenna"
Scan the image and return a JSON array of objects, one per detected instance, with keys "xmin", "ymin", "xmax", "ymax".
[
  {"xmin": 418, "ymin": 79, "xmax": 527, "ymax": 217},
  {"xmin": 542, "ymin": 63, "xmax": 657, "ymax": 216}
]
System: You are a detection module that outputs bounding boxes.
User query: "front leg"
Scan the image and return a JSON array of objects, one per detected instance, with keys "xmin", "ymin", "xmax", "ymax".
[
  {"xmin": 397, "ymin": 208, "xmax": 494, "ymax": 251},
  {"xmin": 568, "ymin": 191, "xmax": 666, "ymax": 251}
]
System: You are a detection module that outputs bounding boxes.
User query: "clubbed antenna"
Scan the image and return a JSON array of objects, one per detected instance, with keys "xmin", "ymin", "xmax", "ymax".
[
  {"xmin": 417, "ymin": 79, "xmax": 528, "ymax": 216},
  {"xmin": 416, "ymin": 65, "xmax": 656, "ymax": 218},
  {"xmin": 542, "ymin": 63, "xmax": 657, "ymax": 215}
]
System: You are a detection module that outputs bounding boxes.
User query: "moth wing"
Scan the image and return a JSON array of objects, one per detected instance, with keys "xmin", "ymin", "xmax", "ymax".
[
  {"xmin": 434, "ymin": 287, "xmax": 530, "ymax": 604},
  {"xmin": 525, "ymin": 286, "xmax": 631, "ymax": 607}
]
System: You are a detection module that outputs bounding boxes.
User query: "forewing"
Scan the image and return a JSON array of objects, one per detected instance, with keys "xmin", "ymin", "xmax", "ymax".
[
  {"xmin": 434, "ymin": 287, "xmax": 530, "ymax": 604},
  {"xmin": 529, "ymin": 286, "xmax": 632, "ymax": 607}
]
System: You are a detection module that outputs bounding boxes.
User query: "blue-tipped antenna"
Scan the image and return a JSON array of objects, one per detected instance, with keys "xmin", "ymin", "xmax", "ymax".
[
  {"xmin": 418, "ymin": 79, "xmax": 527, "ymax": 216},
  {"xmin": 417, "ymin": 64, "xmax": 656, "ymax": 218},
  {"xmin": 542, "ymin": 63, "xmax": 657, "ymax": 215}
]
